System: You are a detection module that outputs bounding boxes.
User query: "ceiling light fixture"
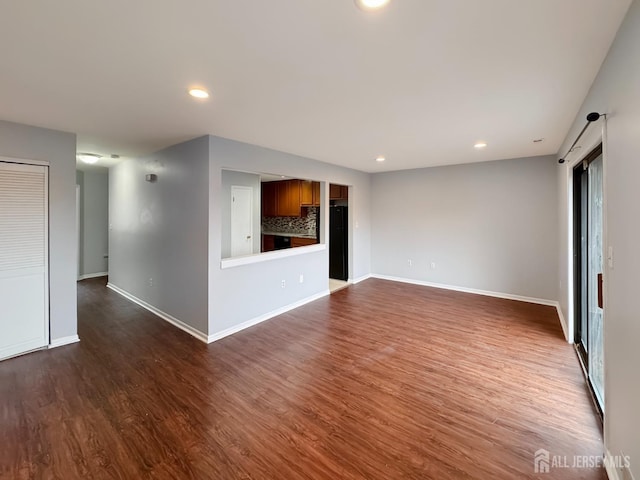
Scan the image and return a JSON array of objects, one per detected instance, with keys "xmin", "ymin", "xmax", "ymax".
[
  {"xmin": 77, "ymin": 153, "xmax": 101, "ymax": 164},
  {"xmin": 474, "ymin": 142, "xmax": 488, "ymax": 149},
  {"xmin": 355, "ymin": 0, "xmax": 391, "ymax": 11},
  {"xmin": 376, "ymin": 156, "xmax": 386, "ymax": 162},
  {"xmin": 188, "ymin": 88, "xmax": 210, "ymax": 99}
]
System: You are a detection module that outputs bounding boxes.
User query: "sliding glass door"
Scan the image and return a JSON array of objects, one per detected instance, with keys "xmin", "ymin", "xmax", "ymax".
[{"xmin": 574, "ymin": 145, "xmax": 604, "ymax": 413}]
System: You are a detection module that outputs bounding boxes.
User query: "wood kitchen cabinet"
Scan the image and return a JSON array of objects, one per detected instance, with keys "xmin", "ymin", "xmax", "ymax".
[
  {"xmin": 261, "ymin": 182, "xmax": 277, "ymax": 217},
  {"xmin": 262, "ymin": 179, "xmax": 302, "ymax": 217},
  {"xmin": 262, "ymin": 179, "xmax": 321, "ymax": 216},
  {"xmin": 300, "ymin": 180, "xmax": 313, "ymax": 206},
  {"xmin": 291, "ymin": 237, "xmax": 318, "ymax": 248},
  {"xmin": 262, "ymin": 234, "xmax": 275, "ymax": 252},
  {"xmin": 277, "ymin": 179, "xmax": 301, "ymax": 216},
  {"xmin": 301, "ymin": 180, "xmax": 321, "ymax": 207},
  {"xmin": 313, "ymin": 181, "xmax": 320, "ymax": 206},
  {"xmin": 329, "ymin": 183, "xmax": 348, "ymax": 200}
]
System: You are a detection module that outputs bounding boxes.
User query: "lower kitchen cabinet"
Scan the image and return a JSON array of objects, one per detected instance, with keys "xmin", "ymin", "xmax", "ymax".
[
  {"xmin": 291, "ymin": 237, "xmax": 318, "ymax": 248},
  {"xmin": 262, "ymin": 234, "xmax": 275, "ymax": 252}
]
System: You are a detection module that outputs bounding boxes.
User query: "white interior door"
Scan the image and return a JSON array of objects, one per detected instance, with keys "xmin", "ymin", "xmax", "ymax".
[
  {"xmin": 0, "ymin": 161, "xmax": 49, "ymax": 361},
  {"xmin": 230, "ymin": 186, "xmax": 253, "ymax": 257}
]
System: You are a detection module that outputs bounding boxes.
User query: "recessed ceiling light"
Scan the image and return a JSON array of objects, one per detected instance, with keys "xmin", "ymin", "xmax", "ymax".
[
  {"xmin": 77, "ymin": 153, "xmax": 101, "ymax": 164},
  {"xmin": 474, "ymin": 142, "xmax": 488, "ymax": 149},
  {"xmin": 355, "ymin": 0, "xmax": 391, "ymax": 11},
  {"xmin": 375, "ymin": 156, "xmax": 386, "ymax": 162},
  {"xmin": 188, "ymin": 88, "xmax": 210, "ymax": 99}
]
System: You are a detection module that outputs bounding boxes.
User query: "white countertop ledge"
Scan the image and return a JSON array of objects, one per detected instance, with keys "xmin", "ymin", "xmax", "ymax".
[{"xmin": 221, "ymin": 243, "xmax": 326, "ymax": 269}]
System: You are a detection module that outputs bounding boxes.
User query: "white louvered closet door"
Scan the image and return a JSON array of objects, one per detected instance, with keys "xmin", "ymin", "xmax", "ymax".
[{"xmin": 0, "ymin": 161, "xmax": 48, "ymax": 360}]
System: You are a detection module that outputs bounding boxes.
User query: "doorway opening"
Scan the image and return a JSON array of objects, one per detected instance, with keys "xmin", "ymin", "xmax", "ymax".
[
  {"xmin": 76, "ymin": 168, "xmax": 109, "ymax": 282},
  {"xmin": 329, "ymin": 183, "xmax": 349, "ymax": 293},
  {"xmin": 572, "ymin": 144, "xmax": 604, "ymax": 417}
]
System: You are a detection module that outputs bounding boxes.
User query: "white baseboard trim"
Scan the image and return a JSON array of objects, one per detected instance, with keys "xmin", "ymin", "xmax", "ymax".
[
  {"xmin": 604, "ymin": 450, "xmax": 635, "ymax": 480},
  {"xmin": 370, "ymin": 274, "xmax": 571, "ymax": 341},
  {"xmin": 49, "ymin": 335, "xmax": 80, "ymax": 349},
  {"xmin": 78, "ymin": 272, "xmax": 108, "ymax": 281},
  {"xmin": 107, "ymin": 283, "xmax": 209, "ymax": 344},
  {"xmin": 555, "ymin": 303, "xmax": 570, "ymax": 343},
  {"xmin": 370, "ymin": 274, "xmax": 558, "ymax": 306},
  {"xmin": 208, "ymin": 289, "xmax": 331, "ymax": 344},
  {"xmin": 351, "ymin": 274, "xmax": 372, "ymax": 284},
  {"xmin": 605, "ymin": 450, "xmax": 621, "ymax": 480}
]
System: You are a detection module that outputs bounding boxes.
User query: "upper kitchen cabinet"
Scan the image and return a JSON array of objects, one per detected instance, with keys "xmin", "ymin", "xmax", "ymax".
[
  {"xmin": 262, "ymin": 179, "xmax": 303, "ymax": 217},
  {"xmin": 330, "ymin": 183, "xmax": 348, "ymax": 200},
  {"xmin": 261, "ymin": 181, "xmax": 278, "ymax": 217},
  {"xmin": 278, "ymin": 179, "xmax": 301, "ymax": 216},
  {"xmin": 313, "ymin": 181, "xmax": 321, "ymax": 206},
  {"xmin": 300, "ymin": 180, "xmax": 321, "ymax": 207}
]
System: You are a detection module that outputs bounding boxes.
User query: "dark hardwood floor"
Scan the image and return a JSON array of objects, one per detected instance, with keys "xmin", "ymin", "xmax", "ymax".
[{"xmin": 0, "ymin": 278, "xmax": 605, "ymax": 479}]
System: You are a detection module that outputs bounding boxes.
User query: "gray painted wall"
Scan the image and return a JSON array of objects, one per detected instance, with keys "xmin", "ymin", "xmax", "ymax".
[
  {"xmin": 221, "ymin": 169, "xmax": 261, "ymax": 258},
  {"xmin": 0, "ymin": 120, "xmax": 77, "ymax": 342},
  {"xmin": 208, "ymin": 135, "xmax": 372, "ymax": 335},
  {"xmin": 76, "ymin": 169, "xmax": 109, "ymax": 276},
  {"xmin": 109, "ymin": 136, "xmax": 209, "ymax": 335},
  {"xmin": 371, "ymin": 156, "xmax": 558, "ymax": 301},
  {"xmin": 557, "ymin": 0, "xmax": 639, "ymax": 475}
]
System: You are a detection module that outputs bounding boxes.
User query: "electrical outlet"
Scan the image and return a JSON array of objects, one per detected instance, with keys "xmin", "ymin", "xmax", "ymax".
[
  {"xmin": 430, "ymin": 262, "xmax": 436, "ymax": 270},
  {"xmin": 299, "ymin": 274, "xmax": 304, "ymax": 284},
  {"xmin": 408, "ymin": 259, "xmax": 413, "ymax": 267},
  {"xmin": 148, "ymin": 277, "xmax": 153, "ymax": 287},
  {"xmin": 281, "ymin": 280, "xmax": 286, "ymax": 289}
]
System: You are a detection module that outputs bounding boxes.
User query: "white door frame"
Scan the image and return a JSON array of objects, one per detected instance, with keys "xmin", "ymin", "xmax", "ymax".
[{"xmin": 76, "ymin": 184, "xmax": 81, "ymax": 279}]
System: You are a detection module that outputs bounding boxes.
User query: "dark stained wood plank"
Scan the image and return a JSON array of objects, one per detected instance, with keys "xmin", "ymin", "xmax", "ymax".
[{"xmin": 0, "ymin": 277, "xmax": 605, "ymax": 479}]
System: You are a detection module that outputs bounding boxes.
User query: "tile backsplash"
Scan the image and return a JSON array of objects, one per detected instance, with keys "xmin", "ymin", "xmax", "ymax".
[{"xmin": 262, "ymin": 207, "xmax": 318, "ymax": 236}]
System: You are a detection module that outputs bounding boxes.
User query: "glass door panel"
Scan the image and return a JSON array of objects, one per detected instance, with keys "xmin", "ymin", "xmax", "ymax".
[
  {"xmin": 574, "ymin": 144, "xmax": 604, "ymax": 416},
  {"xmin": 587, "ymin": 156, "xmax": 604, "ymax": 407}
]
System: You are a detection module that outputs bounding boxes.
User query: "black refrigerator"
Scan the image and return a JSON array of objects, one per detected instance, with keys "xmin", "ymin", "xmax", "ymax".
[{"xmin": 329, "ymin": 206, "xmax": 348, "ymax": 280}]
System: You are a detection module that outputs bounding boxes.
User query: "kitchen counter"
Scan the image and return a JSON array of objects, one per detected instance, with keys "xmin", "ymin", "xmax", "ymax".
[{"xmin": 262, "ymin": 231, "xmax": 317, "ymax": 239}]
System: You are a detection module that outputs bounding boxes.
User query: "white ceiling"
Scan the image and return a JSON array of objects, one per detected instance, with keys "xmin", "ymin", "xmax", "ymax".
[{"xmin": 0, "ymin": 0, "xmax": 631, "ymax": 172}]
